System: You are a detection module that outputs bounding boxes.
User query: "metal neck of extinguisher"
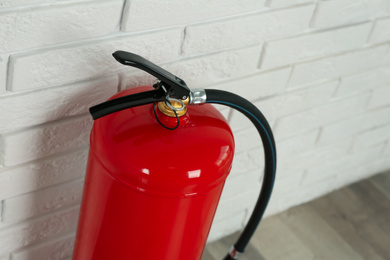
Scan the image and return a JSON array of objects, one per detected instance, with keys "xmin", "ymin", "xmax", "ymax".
[{"xmin": 90, "ymin": 51, "xmax": 277, "ymax": 260}]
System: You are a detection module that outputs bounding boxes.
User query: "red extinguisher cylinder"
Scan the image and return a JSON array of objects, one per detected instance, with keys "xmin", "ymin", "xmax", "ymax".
[{"xmin": 73, "ymin": 86, "xmax": 235, "ymax": 260}]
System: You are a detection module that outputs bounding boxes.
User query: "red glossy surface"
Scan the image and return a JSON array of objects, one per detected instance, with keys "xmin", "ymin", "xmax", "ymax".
[{"xmin": 73, "ymin": 86, "xmax": 234, "ymax": 260}]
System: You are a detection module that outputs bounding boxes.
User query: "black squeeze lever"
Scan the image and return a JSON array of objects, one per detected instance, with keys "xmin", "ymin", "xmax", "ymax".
[
  {"xmin": 113, "ymin": 51, "xmax": 190, "ymax": 100},
  {"xmin": 89, "ymin": 51, "xmax": 191, "ymax": 120}
]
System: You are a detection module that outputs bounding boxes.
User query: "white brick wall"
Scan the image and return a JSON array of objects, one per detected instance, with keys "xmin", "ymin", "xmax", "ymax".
[
  {"xmin": 0, "ymin": 0, "xmax": 55, "ymax": 8},
  {"xmin": 288, "ymin": 43, "xmax": 390, "ymax": 88},
  {"xmin": 260, "ymin": 23, "xmax": 372, "ymax": 69},
  {"xmin": 0, "ymin": 150, "xmax": 87, "ymax": 200},
  {"xmin": 370, "ymin": 17, "xmax": 390, "ymax": 44},
  {"xmin": 352, "ymin": 123, "xmax": 390, "ymax": 150},
  {"xmin": 12, "ymin": 233, "xmax": 75, "ymax": 260},
  {"xmin": 366, "ymin": 0, "xmax": 390, "ymax": 18},
  {"xmin": 0, "ymin": 1, "xmax": 124, "ymax": 53},
  {"xmin": 0, "ymin": 0, "xmax": 390, "ymax": 258},
  {"xmin": 2, "ymin": 116, "xmax": 91, "ymax": 166},
  {"xmin": 335, "ymin": 66, "xmax": 390, "ymax": 98},
  {"xmin": 0, "ymin": 54, "xmax": 7, "ymax": 93},
  {"xmin": 274, "ymin": 93, "xmax": 371, "ymax": 138},
  {"xmin": 9, "ymin": 29, "xmax": 182, "ymax": 91},
  {"xmin": 182, "ymin": 4, "xmax": 315, "ymax": 55},
  {"xmin": 0, "ymin": 207, "xmax": 79, "ymax": 256},
  {"xmin": 2, "ymin": 179, "xmax": 83, "ymax": 225},
  {"xmin": 268, "ymin": 0, "xmax": 315, "ymax": 8},
  {"xmin": 0, "ymin": 76, "xmax": 118, "ymax": 132},
  {"xmin": 311, "ymin": 0, "xmax": 370, "ymax": 29},
  {"xmin": 121, "ymin": 0, "xmax": 267, "ymax": 32}
]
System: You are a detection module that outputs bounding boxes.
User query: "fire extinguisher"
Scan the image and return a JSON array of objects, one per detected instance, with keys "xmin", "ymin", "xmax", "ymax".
[{"xmin": 72, "ymin": 51, "xmax": 276, "ymax": 260}]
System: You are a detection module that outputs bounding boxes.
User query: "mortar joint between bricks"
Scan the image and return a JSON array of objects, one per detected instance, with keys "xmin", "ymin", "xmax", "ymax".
[
  {"xmin": 0, "ymin": 200, "xmax": 4, "ymax": 222},
  {"xmin": 180, "ymin": 26, "xmax": 188, "ymax": 56},
  {"xmin": 118, "ymin": 0, "xmax": 129, "ymax": 32}
]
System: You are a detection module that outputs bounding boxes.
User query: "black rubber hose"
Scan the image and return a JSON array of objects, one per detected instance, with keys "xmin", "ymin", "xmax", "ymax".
[{"xmin": 205, "ymin": 89, "xmax": 277, "ymax": 259}]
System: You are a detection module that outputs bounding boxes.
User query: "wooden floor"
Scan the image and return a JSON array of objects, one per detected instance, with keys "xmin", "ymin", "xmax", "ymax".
[{"xmin": 202, "ymin": 170, "xmax": 390, "ymax": 260}]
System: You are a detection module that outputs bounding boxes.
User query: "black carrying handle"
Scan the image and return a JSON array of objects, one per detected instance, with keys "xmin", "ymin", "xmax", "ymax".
[
  {"xmin": 89, "ymin": 88, "xmax": 165, "ymax": 120},
  {"xmin": 89, "ymin": 51, "xmax": 191, "ymax": 120}
]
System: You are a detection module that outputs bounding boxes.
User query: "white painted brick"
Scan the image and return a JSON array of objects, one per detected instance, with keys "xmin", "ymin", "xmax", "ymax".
[
  {"xmin": 0, "ymin": 54, "xmax": 7, "ymax": 94},
  {"xmin": 274, "ymin": 92, "xmax": 370, "ymax": 138},
  {"xmin": 366, "ymin": 0, "xmax": 390, "ymax": 18},
  {"xmin": 2, "ymin": 179, "xmax": 83, "ymax": 225},
  {"xmin": 318, "ymin": 106, "xmax": 390, "ymax": 145},
  {"xmin": 0, "ymin": 0, "xmax": 52, "ymax": 8},
  {"xmin": 119, "ymin": 70, "xmax": 156, "ymax": 90},
  {"xmin": 260, "ymin": 23, "xmax": 372, "ymax": 69},
  {"xmin": 385, "ymin": 141, "xmax": 390, "ymax": 155},
  {"xmin": 182, "ymin": 5, "xmax": 315, "ymax": 56},
  {"xmin": 229, "ymin": 79, "xmax": 336, "ymax": 132},
  {"xmin": 12, "ymin": 233, "xmax": 74, "ymax": 260},
  {"xmin": 230, "ymin": 148, "xmax": 264, "ymax": 177},
  {"xmin": 335, "ymin": 66, "xmax": 390, "ymax": 98},
  {"xmin": 303, "ymin": 144, "xmax": 384, "ymax": 186},
  {"xmin": 228, "ymin": 109, "xmax": 255, "ymax": 133},
  {"xmin": 269, "ymin": 0, "xmax": 315, "ymax": 8},
  {"xmin": 0, "ymin": 206, "xmax": 79, "ymax": 255},
  {"xmin": 276, "ymin": 129, "xmax": 319, "ymax": 158},
  {"xmin": 311, "ymin": 0, "xmax": 369, "ymax": 29},
  {"xmin": 258, "ymin": 80, "xmax": 338, "ymax": 122},
  {"xmin": 212, "ymin": 67, "xmax": 290, "ymax": 103},
  {"xmin": 368, "ymin": 86, "xmax": 390, "ymax": 109},
  {"xmin": 318, "ymin": 116, "xmax": 364, "ymax": 145},
  {"xmin": 0, "ymin": 76, "xmax": 118, "ymax": 133},
  {"xmin": 8, "ymin": 29, "xmax": 182, "ymax": 91},
  {"xmin": 168, "ymin": 46, "xmax": 262, "ymax": 88},
  {"xmin": 234, "ymin": 126, "xmax": 263, "ymax": 154},
  {"xmin": 2, "ymin": 116, "xmax": 91, "ymax": 166},
  {"xmin": 353, "ymin": 123, "xmax": 390, "ymax": 150},
  {"xmin": 122, "ymin": 0, "xmax": 266, "ymax": 32},
  {"xmin": 370, "ymin": 17, "xmax": 390, "ymax": 44},
  {"xmin": 289, "ymin": 44, "xmax": 390, "ymax": 88},
  {"xmin": 0, "ymin": 0, "xmax": 124, "ymax": 53},
  {"xmin": 221, "ymin": 169, "xmax": 262, "ymax": 200},
  {"xmin": 278, "ymin": 139, "xmax": 353, "ymax": 176},
  {"xmin": 0, "ymin": 149, "xmax": 87, "ymax": 200}
]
